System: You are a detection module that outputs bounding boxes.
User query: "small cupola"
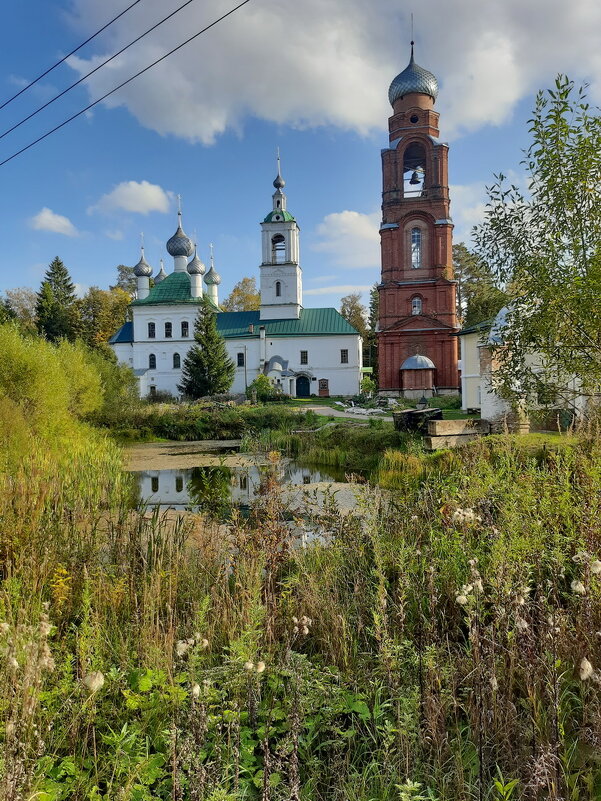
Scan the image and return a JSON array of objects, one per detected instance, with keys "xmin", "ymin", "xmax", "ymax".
[{"xmin": 388, "ymin": 42, "xmax": 439, "ymax": 106}]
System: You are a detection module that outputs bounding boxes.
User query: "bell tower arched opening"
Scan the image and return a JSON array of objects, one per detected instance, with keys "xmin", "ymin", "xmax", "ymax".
[{"xmin": 403, "ymin": 142, "xmax": 426, "ymax": 198}]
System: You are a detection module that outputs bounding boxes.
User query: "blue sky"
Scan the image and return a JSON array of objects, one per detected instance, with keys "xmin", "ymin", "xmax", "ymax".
[{"xmin": 1, "ymin": 0, "xmax": 600, "ymax": 308}]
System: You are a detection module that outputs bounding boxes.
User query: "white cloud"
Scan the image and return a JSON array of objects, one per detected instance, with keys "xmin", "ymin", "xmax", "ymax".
[
  {"xmin": 90, "ymin": 180, "xmax": 173, "ymax": 215},
  {"xmin": 449, "ymin": 183, "xmax": 488, "ymax": 245},
  {"xmin": 65, "ymin": 0, "xmax": 601, "ymax": 142},
  {"xmin": 29, "ymin": 207, "xmax": 79, "ymax": 237},
  {"xmin": 105, "ymin": 228, "xmax": 125, "ymax": 240},
  {"xmin": 305, "ymin": 284, "xmax": 374, "ymax": 296},
  {"xmin": 313, "ymin": 210, "xmax": 380, "ymax": 269}
]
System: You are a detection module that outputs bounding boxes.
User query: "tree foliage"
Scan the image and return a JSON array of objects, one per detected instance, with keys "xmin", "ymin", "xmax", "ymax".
[
  {"xmin": 475, "ymin": 76, "xmax": 601, "ymax": 403},
  {"xmin": 77, "ymin": 286, "xmax": 130, "ymax": 350},
  {"xmin": 340, "ymin": 292, "xmax": 367, "ymax": 338},
  {"xmin": 178, "ymin": 297, "xmax": 235, "ymax": 398},
  {"xmin": 110, "ymin": 264, "xmax": 138, "ymax": 296},
  {"xmin": 453, "ymin": 243, "xmax": 508, "ymax": 327},
  {"xmin": 36, "ymin": 257, "xmax": 80, "ymax": 342},
  {"xmin": 221, "ymin": 276, "xmax": 261, "ymax": 312}
]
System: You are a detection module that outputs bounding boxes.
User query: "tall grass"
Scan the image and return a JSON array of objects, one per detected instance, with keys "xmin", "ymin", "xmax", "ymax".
[{"xmin": 2, "ymin": 324, "xmax": 601, "ymax": 799}]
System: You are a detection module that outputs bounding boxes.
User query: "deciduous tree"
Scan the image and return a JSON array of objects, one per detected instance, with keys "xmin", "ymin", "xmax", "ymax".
[
  {"xmin": 340, "ymin": 292, "xmax": 367, "ymax": 338},
  {"xmin": 221, "ymin": 276, "xmax": 261, "ymax": 312},
  {"xmin": 475, "ymin": 76, "xmax": 601, "ymax": 403},
  {"xmin": 453, "ymin": 243, "xmax": 507, "ymax": 327},
  {"xmin": 178, "ymin": 296, "xmax": 235, "ymax": 398}
]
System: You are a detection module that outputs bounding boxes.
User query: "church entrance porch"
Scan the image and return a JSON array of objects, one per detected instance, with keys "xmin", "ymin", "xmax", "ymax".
[{"xmin": 296, "ymin": 375, "xmax": 311, "ymax": 397}]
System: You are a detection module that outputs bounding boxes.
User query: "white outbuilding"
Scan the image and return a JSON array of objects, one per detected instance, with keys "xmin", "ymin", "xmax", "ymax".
[{"xmin": 110, "ymin": 167, "xmax": 362, "ymax": 398}]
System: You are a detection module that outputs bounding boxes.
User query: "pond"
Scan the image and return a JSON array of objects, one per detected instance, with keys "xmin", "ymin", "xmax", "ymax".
[{"xmin": 127, "ymin": 440, "xmax": 351, "ymax": 515}]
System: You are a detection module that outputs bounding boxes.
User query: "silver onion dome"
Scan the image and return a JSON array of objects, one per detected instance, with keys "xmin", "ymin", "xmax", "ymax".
[
  {"xmin": 273, "ymin": 171, "xmax": 285, "ymax": 190},
  {"xmin": 166, "ymin": 212, "xmax": 194, "ymax": 257},
  {"xmin": 388, "ymin": 44, "xmax": 439, "ymax": 106},
  {"xmin": 204, "ymin": 258, "xmax": 221, "ymax": 285},
  {"xmin": 154, "ymin": 260, "xmax": 167, "ymax": 284},
  {"xmin": 133, "ymin": 249, "xmax": 153, "ymax": 277},
  {"xmin": 187, "ymin": 246, "xmax": 206, "ymax": 275}
]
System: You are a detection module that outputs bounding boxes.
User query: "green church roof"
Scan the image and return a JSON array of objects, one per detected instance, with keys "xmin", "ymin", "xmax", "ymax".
[
  {"xmin": 263, "ymin": 209, "xmax": 295, "ymax": 223},
  {"xmin": 110, "ymin": 307, "xmax": 359, "ymax": 345},
  {"xmin": 217, "ymin": 308, "xmax": 358, "ymax": 338},
  {"xmin": 131, "ymin": 272, "xmax": 201, "ymax": 306}
]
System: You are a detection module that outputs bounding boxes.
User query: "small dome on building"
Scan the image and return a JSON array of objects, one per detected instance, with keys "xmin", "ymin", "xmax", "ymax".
[
  {"xmin": 154, "ymin": 259, "xmax": 167, "ymax": 284},
  {"xmin": 133, "ymin": 250, "xmax": 153, "ymax": 277},
  {"xmin": 187, "ymin": 246, "xmax": 206, "ymax": 275},
  {"xmin": 388, "ymin": 45, "xmax": 439, "ymax": 106},
  {"xmin": 166, "ymin": 212, "xmax": 194, "ymax": 257},
  {"xmin": 401, "ymin": 353, "xmax": 436, "ymax": 370},
  {"xmin": 204, "ymin": 259, "xmax": 221, "ymax": 285},
  {"xmin": 273, "ymin": 172, "xmax": 285, "ymax": 190}
]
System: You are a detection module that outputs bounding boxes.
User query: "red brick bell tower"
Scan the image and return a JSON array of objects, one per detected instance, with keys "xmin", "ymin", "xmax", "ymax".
[{"xmin": 377, "ymin": 44, "xmax": 459, "ymax": 396}]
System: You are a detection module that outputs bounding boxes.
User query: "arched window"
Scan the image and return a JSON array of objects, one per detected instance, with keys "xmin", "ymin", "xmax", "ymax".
[
  {"xmin": 411, "ymin": 296, "xmax": 422, "ymax": 316},
  {"xmin": 149, "ymin": 354, "xmax": 156, "ymax": 370},
  {"xmin": 411, "ymin": 227, "xmax": 422, "ymax": 269},
  {"xmin": 272, "ymin": 234, "xmax": 286, "ymax": 264},
  {"xmin": 403, "ymin": 142, "xmax": 426, "ymax": 197},
  {"xmin": 173, "ymin": 353, "xmax": 181, "ymax": 369},
  {"xmin": 181, "ymin": 321, "xmax": 189, "ymax": 337},
  {"xmin": 148, "ymin": 322, "xmax": 155, "ymax": 339},
  {"xmin": 164, "ymin": 321, "xmax": 172, "ymax": 338},
  {"xmin": 275, "ymin": 281, "xmax": 282, "ymax": 297}
]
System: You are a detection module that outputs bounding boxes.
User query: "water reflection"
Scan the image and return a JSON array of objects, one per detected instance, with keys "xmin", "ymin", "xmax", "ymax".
[{"xmin": 134, "ymin": 460, "xmax": 341, "ymax": 513}]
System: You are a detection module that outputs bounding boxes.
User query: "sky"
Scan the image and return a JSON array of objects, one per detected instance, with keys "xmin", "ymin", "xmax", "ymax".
[{"xmin": 1, "ymin": 0, "xmax": 601, "ymax": 308}]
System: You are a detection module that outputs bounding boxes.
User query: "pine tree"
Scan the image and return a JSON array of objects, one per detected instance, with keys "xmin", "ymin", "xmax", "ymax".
[
  {"xmin": 36, "ymin": 257, "xmax": 80, "ymax": 342},
  {"xmin": 178, "ymin": 296, "xmax": 235, "ymax": 398}
]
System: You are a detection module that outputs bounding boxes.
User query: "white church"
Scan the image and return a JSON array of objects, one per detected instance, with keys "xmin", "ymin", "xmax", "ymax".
[{"xmin": 109, "ymin": 167, "xmax": 362, "ymax": 398}]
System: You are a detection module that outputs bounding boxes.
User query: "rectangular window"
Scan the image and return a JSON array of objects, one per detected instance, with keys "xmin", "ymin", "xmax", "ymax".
[
  {"xmin": 151, "ymin": 476, "xmax": 159, "ymax": 493},
  {"xmin": 148, "ymin": 322, "xmax": 155, "ymax": 339},
  {"xmin": 237, "ymin": 352, "xmax": 245, "ymax": 367},
  {"xmin": 300, "ymin": 350, "xmax": 308, "ymax": 365},
  {"xmin": 181, "ymin": 321, "xmax": 189, "ymax": 337},
  {"xmin": 340, "ymin": 349, "xmax": 349, "ymax": 364},
  {"xmin": 165, "ymin": 322, "xmax": 172, "ymax": 338}
]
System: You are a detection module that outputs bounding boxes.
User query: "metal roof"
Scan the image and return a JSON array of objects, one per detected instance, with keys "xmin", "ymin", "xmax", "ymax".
[
  {"xmin": 109, "ymin": 307, "xmax": 359, "ymax": 344},
  {"xmin": 388, "ymin": 47, "xmax": 439, "ymax": 106},
  {"xmin": 131, "ymin": 272, "xmax": 202, "ymax": 306},
  {"xmin": 218, "ymin": 308, "xmax": 359, "ymax": 338},
  {"xmin": 263, "ymin": 209, "xmax": 295, "ymax": 223},
  {"xmin": 109, "ymin": 321, "xmax": 133, "ymax": 343},
  {"xmin": 401, "ymin": 353, "xmax": 436, "ymax": 370}
]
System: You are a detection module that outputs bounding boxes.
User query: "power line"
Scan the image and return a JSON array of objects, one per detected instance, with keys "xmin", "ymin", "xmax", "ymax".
[
  {"xmin": 0, "ymin": 0, "xmax": 145, "ymax": 111},
  {"xmin": 0, "ymin": 0, "xmax": 252, "ymax": 169},
  {"xmin": 0, "ymin": 0, "xmax": 202, "ymax": 142}
]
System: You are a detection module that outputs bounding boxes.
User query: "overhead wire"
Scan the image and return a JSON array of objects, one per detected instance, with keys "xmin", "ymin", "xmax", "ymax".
[
  {"xmin": 0, "ymin": 0, "xmax": 145, "ymax": 111},
  {"xmin": 0, "ymin": 0, "xmax": 203, "ymax": 142},
  {"xmin": 0, "ymin": 0, "xmax": 252, "ymax": 169}
]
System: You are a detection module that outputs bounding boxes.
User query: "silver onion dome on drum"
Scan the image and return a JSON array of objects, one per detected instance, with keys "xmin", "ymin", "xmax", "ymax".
[
  {"xmin": 166, "ymin": 212, "xmax": 194, "ymax": 257},
  {"xmin": 204, "ymin": 254, "xmax": 221, "ymax": 285},
  {"xmin": 388, "ymin": 43, "xmax": 439, "ymax": 105},
  {"xmin": 133, "ymin": 249, "xmax": 153, "ymax": 277},
  {"xmin": 187, "ymin": 246, "xmax": 206, "ymax": 275}
]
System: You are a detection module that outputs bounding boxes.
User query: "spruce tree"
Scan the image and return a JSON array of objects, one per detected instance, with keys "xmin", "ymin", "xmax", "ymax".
[
  {"xmin": 36, "ymin": 257, "xmax": 80, "ymax": 342},
  {"xmin": 178, "ymin": 296, "xmax": 235, "ymax": 398}
]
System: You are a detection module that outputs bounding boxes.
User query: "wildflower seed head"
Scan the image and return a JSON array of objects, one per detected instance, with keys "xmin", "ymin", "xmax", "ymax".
[
  {"xmin": 490, "ymin": 676, "xmax": 499, "ymax": 691},
  {"xmin": 8, "ymin": 656, "xmax": 19, "ymax": 670},
  {"xmin": 516, "ymin": 617, "xmax": 529, "ymax": 631},
  {"xmin": 201, "ymin": 638, "xmax": 209, "ymax": 649},
  {"xmin": 292, "ymin": 616, "xmax": 298, "ymax": 625},
  {"xmin": 591, "ymin": 560, "xmax": 601, "ymax": 575},
  {"xmin": 571, "ymin": 580, "xmax": 586, "ymax": 595},
  {"xmin": 456, "ymin": 594, "xmax": 468, "ymax": 606},
  {"xmin": 191, "ymin": 683, "xmax": 201, "ymax": 698},
  {"xmin": 5, "ymin": 720, "xmax": 15, "ymax": 738},
  {"xmin": 82, "ymin": 671, "xmax": 105, "ymax": 693},
  {"xmin": 580, "ymin": 657, "xmax": 594, "ymax": 681},
  {"xmin": 175, "ymin": 640, "xmax": 190, "ymax": 657},
  {"xmin": 293, "ymin": 625, "xmax": 299, "ymax": 634},
  {"xmin": 243, "ymin": 660, "xmax": 254, "ymax": 671},
  {"xmin": 0, "ymin": 622, "xmax": 10, "ymax": 635},
  {"xmin": 302, "ymin": 626, "xmax": 309, "ymax": 635},
  {"xmin": 256, "ymin": 661, "xmax": 266, "ymax": 674}
]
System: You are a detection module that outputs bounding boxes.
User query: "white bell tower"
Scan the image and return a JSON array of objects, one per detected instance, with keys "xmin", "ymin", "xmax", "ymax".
[{"xmin": 259, "ymin": 155, "xmax": 302, "ymax": 320}]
